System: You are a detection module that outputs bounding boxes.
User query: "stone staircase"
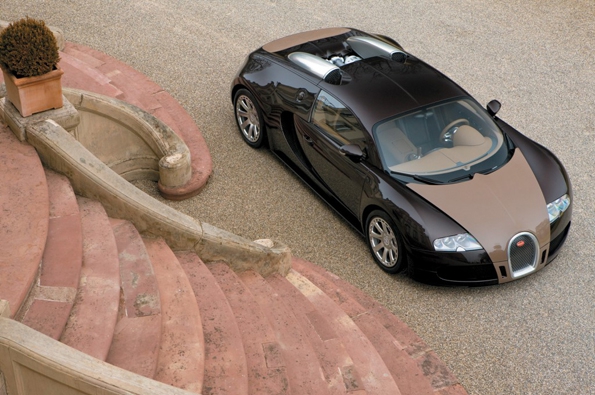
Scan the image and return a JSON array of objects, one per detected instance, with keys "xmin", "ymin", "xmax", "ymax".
[
  {"xmin": 0, "ymin": 121, "xmax": 467, "ymax": 395},
  {"xmin": 0, "ymin": 40, "xmax": 212, "ymax": 200},
  {"xmin": 0, "ymin": 40, "xmax": 468, "ymax": 395}
]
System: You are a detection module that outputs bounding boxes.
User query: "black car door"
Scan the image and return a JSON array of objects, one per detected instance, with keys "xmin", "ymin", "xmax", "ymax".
[{"xmin": 296, "ymin": 90, "xmax": 368, "ymax": 215}]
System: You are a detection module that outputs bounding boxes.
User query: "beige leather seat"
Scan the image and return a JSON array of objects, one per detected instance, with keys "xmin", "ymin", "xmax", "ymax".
[
  {"xmin": 389, "ymin": 125, "xmax": 492, "ymax": 174},
  {"xmin": 375, "ymin": 123, "xmax": 417, "ymax": 166},
  {"xmin": 453, "ymin": 125, "xmax": 486, "ymax": 147}
]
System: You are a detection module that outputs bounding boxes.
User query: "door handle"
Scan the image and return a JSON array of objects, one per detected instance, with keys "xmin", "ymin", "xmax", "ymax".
[{"xmin": 303, "ymin": 134, "xmax": 313, "ymax": 145}]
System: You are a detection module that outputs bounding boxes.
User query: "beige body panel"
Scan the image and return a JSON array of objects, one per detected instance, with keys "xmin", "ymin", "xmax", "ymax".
[
  {"xmin": 409, "ymin": 149, "xmax": 550, "ymax": 282},
  {"xmin": 263, "ymin": 27, "xmax": 351, "ymax": 53}
]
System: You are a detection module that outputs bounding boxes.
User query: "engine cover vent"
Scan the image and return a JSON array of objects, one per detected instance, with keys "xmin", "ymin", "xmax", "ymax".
[
  {"xmin": 347, "ymin": 36, "xmax": 408, "ymax": 63},
  {"xmin": 288, "ymin": 52, "xmax": 342, "ymax": 84}
]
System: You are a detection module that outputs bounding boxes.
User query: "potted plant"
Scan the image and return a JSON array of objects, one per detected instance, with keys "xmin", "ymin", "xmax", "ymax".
[{"xmin": 0, "ymin": 17, "xmax": 63, "ymax": 117}]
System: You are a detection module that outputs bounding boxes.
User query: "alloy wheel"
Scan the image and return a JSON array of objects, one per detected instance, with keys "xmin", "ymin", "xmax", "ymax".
[
  {"xmin": 235, "ymin": 94, "xmax": 261, "ymax": 143},
  {"xmin": 368, "ymin": 216, "xmax": 399, "ymax": 268}
]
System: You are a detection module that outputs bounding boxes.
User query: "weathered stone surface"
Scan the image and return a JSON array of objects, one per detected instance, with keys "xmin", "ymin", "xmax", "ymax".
[
  {"xmin": 0, "ymin": 123, "xmax": 48, "ymax": 319},
  {"xmin": 0, "ymin": 95, "xmax": 79, "ymax": 141},
  {"xmin": 64, "ymin": 88, "xmax": 191, "ymax": 189},
  {"xmin": 0, "ymin": 318, "xmax": 195, "ymax": 395},
  {"xmin": 0, "ymin": 300, "xmax": 10, "ymax": 318},
  {"xmin": 25, "ymin": 119, "xmax": 291, "ymax": 277}
]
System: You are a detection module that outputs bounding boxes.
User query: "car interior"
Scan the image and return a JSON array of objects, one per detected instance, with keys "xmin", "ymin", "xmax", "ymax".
[{"xmin": 375, "ymin": 98, "xmax": 503, "ymax": 175}]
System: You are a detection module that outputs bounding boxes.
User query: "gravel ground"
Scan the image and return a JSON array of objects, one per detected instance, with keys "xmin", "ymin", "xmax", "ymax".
[{"xmin": 2, "ymin": 1, "xmax": 594, "ymax": 394}]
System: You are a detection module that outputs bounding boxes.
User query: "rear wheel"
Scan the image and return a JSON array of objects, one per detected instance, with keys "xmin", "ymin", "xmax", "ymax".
[
  {"xmin": 365, "ymin": 210, "xmax": 406, "ymax": 273},
  {"xmin": 234, "ymin": 89, "xmax": 266, "ymax": 148}
]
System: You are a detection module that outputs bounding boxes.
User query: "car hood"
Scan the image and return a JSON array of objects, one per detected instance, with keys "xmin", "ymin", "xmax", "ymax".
[{"xmin": 408, "ymin": 149, "xmax": 550, "ymax": 264}]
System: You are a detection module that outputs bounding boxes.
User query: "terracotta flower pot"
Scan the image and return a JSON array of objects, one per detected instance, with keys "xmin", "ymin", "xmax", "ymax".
[{"xmin": 2, "ymin": 67, "xmax": 64, "ymax": 117}]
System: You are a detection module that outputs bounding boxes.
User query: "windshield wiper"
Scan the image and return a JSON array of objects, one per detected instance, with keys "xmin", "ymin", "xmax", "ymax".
[
  {"xmin": 390, "ymin": 171, "xmax": 444, "ymax": 185},
  {"xmin": 447, "ymin": 173, "xmax": 474, "ymax": 183}
]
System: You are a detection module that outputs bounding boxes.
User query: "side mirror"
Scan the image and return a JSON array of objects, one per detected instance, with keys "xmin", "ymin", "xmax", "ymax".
[
  {"xmin": 487, "ymin": 100, "xmax": 501, "ymax": 117},
  {"xmin": 340, "ymin": 144, "xmax": 364, "ymax": 162}
]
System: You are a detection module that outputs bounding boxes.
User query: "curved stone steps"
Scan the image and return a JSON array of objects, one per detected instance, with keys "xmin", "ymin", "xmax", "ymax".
[
  {"xmin": 0, "ymin": 123, "xmax": 49, "ymax": 318},
  {"xmin": 19, "ymin": 169, "xmax": 83, "ymax": 340},
  {"xmin": 271, "ymin": 270, "xmax": 401, "ymax": 395},
  {"xmin": 208, "ymin": 261, "xmax": 290, "ymax": 395},
  {"xmin": 266, "ymin": 271, "xmax": 365, "ymax": 395},
  {"xmin": 60, "ymin": 197, "xmax": 121, "ymax": 361},
  {"xmin": 239, "ymin": 270, "xmax": 332, "ymax": 395},
  {"xmin": 60, "ymin": 48, "xmax": 124, "ymax": 99},
  {"xmin": 61, "ymin": 42, "xmax": 211, "ymax": 199},
  {"xmin": 292, "ymin": 258, "xmax": 468, "ymax": 395},
  {"xmin": 107, "ymin": 219, "xmax": 162, "ymax": 379},
  {"xmin": 177, "ymin": 255, "xmax": 248, "ymax": 395},
  {"xmin": 145, "ymin": 237, "xmax": 204, "ymax": 393}
]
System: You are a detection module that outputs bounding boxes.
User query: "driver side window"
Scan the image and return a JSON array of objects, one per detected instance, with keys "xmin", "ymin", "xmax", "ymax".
[{"xmin": 312, "ymin": 91, "xmax": 365, "ymax": 145}]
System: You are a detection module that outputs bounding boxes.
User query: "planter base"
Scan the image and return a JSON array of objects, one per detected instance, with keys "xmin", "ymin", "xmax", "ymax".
[{"xmin": 0, "ymin": 96, "xmax": 79, "ymax": 142}]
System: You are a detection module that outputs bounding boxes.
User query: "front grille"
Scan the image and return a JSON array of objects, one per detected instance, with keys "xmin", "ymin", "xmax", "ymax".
[{"xmin": 508, "ymin": 232, "xmax": 539, "ymax": 278}]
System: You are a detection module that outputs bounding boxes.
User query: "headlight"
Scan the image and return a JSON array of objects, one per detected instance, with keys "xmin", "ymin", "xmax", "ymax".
[
  {"xmin": 433, "ymin": 233, "xmax": 482, "ymax": 252},
  {"xmin": 547, "ymin": 194, "xmax": 570, "ymax": 223}
]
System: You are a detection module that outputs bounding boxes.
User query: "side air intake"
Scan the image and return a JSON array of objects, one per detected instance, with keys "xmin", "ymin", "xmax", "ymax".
[
  {"xmin": 347, "ymin": 36, "xmax": 408, "ymax": 63},
  {"xmin": 288, "ymin": 52, "xmax": 342, "ymax": 84}
]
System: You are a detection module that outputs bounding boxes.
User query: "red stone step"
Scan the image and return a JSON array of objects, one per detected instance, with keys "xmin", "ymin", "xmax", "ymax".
[
  {"xmin": 144, "ymin": 238, "xmax": 204, "ymax": 393},
  {"xmin": 62, "ymin": 44, "xmax": 105, "ymax": 69},
  {"xmin": 60, "ymin": 197, "xmax": 121, "ymax": 361},
  {"xmin": 239, "ymin": 270, "xmax": 331, "ymax": 395},
  {"xmin": 177, "ymin": 255, "xmax": 248, "ymax": 395},
  {"xmin": 274, "ymin": 275, "xmax": 364, "ymax": 394},
  {"xmin": 19, "ymin": 300, "xmax": 73, "ymax": 339},
  {"xmin": 64, "ymin": 42, "xmax": 117, "ymax": 65},
  {"xmin": 20, "ymin": 169, "xmax": 83, "ymax": 339},
  {"xmin": 94, "ymin": 55, "xmax": 163, "ymax": 113},
  {"xmin": 274, "ymin": 270, "xmax": 401, "ymax": 395},
  {"xmin": 0, "ymin": 123, "xmax": 49, "ymax": 318},
  {"xmin": 208, "ymin": 261, "xmax": 290, "ymax": 395},
  {"xmin": 41, "ymin": 169, "xmax": 83, "ymax": 289},
  {"xmin": 292, "ymin": 258, "xmax": 468, "ymax": 395},
  {"xmin": 60, "ymin": 46, "xmax": 124, "ymax": 99},
  {"xmin": 106, "ymin": 219, "xmax": 162, "ymax": 379},
  {"xmin": 266, "ymin": 272, "xmax": 364, "ymax": 395}
]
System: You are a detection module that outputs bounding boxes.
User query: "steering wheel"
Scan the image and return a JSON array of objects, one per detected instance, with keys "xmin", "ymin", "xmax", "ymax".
[{"xmin": 439, "ymin": 119, "xmax": 469, "ymax": 145}]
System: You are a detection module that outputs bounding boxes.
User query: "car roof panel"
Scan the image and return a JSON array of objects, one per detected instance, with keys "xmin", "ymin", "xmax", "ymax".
[
  {"xmin": 321, "ymin": 56, "xmax": 468, "ymax": 130},
  {"xmin": 262, "ymin": 28, "xmax": 469, "ymax": 130}
]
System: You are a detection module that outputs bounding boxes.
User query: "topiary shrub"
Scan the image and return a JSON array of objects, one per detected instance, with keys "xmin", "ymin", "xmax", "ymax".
[{"xmin": 0, "ymin": 17, "xmax": 60, "ymax": 78}]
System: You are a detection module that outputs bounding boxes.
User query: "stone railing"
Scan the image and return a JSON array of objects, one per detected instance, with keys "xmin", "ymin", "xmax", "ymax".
[
  {"xmin": 63, "ymin": 88, "xmax": 192, "ymax": 191},
  {"xmin": 15, "ymin": 104, "xmax": 291, "ymax": 278},
  {"xmin": 0, "ymin": 315, "xmax": 194, "ymax": 395},
  {"xmin": 0, "ymin": 88, "xmax": 193, "ymax": 195}
]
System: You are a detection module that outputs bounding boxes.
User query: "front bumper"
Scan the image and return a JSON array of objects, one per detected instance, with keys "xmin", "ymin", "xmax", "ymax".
[
  {"xmin": 408, "ymin": 248, "xmax": 499, "ymax": 286},
  {"xmin": 408, "ymin": 215, "xmax": 571, "ymax": 286}
]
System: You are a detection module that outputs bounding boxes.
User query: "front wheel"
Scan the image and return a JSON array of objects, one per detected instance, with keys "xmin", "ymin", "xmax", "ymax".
[
  {"xmin": 233, "ymin": 89, "xmax": 266, "ymax": 148},
  {"xmin": 365, "ymin": 210, "xmax": 406, "ymax": 273}
]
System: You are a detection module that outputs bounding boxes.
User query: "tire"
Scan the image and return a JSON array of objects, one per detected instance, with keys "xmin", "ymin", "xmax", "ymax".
[
  {"xmin": 233, "ymin": 89, "xmax": 266, "ymax": 148},
  {"xmin": 365, "ymin": 210, "xmax": 406, "ymax": 273}
]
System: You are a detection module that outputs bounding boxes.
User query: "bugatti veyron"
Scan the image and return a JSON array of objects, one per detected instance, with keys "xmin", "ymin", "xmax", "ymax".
[{"xmin": 230, "ymin": 28, "xmax": 572, "ymax": 285}]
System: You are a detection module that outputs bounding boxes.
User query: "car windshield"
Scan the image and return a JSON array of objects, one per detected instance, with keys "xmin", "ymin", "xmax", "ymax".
[{"xmin": 373, "ymin": 97, "xmax": 511, "ymax": 182}]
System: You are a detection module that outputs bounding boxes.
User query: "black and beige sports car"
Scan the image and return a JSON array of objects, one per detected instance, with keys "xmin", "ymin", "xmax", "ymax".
[{"xmin": 230, "ymin": 27, "xmax": 572, "ymax": 285}]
